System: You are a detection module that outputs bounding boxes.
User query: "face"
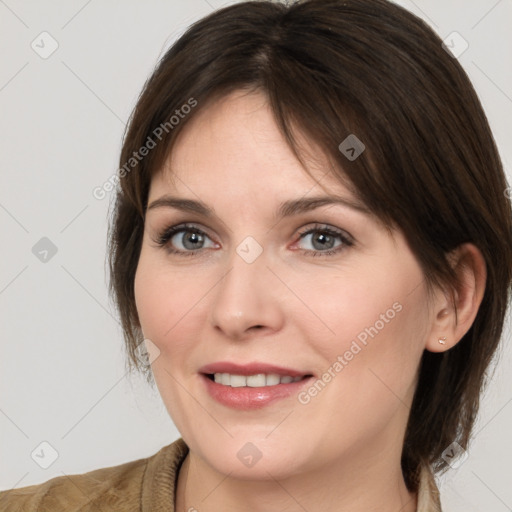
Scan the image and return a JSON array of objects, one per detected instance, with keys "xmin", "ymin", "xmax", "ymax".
[{"xmin": 134, "ymin": 90, "xmax": 433, "ymax": 480}]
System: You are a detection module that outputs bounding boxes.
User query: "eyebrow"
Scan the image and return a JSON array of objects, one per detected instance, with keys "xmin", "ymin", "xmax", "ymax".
[{"xmin": 146, "ymin": 194, "xmax": 371, "ymax": 219}]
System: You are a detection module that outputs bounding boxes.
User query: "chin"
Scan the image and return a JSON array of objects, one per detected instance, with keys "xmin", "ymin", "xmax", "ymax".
[{"xmin": 188, "ymin": 434, "xmax": 311, "ymax": 480}]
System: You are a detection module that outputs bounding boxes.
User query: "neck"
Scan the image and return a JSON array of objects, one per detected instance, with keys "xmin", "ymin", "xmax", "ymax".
[{"xmin": 175, "ymin": 450, "xmax": 417, "ymax": 512}]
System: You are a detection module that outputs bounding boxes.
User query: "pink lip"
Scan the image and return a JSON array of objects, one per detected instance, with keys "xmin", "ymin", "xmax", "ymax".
[{"xmin": 198, "ymin": 361, "xmax": 314, "ymax": 410}]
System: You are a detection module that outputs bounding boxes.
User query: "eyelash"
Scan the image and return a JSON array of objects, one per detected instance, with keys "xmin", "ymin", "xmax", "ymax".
[{"xmin": 152, "ymin": 223, "xmax": 354, "ymax": 258}]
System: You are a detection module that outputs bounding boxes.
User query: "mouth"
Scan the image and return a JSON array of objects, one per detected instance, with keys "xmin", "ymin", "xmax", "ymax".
[
  {"xmin": 203, "ymin": 373, "xmax": 312, "ymax": 387},
  {"xmin": 199, "ymin": 361, "xmax": 314, "ymax": 410},
  {"xmin": 198, "ymin": 362, "xmax": 315, "ymax": 410}
]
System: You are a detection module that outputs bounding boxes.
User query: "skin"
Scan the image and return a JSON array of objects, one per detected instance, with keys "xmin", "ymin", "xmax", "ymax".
[{"xmin": 133, "ymin": 89, "xmax": 486, "ymax": 512}]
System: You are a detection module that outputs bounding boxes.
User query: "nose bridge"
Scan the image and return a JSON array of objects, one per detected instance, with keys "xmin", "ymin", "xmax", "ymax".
[{"xmin": 209, "ymin": 236, "xmax": 283, "ymax": 338}]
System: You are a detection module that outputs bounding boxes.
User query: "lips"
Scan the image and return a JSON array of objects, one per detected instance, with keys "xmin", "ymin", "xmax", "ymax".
[{"xmin": 198, "ymin": 361, "xmax": 314, "ymax": 410}]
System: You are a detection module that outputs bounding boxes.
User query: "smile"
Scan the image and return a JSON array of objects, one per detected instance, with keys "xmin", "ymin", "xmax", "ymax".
[
  {"xmin": 200, "ymin": 373, "xmax": 314, "ymax": 410},
  {"xmin": 209, "ymin": 373, "xmax": 305, "ymax": 387}
]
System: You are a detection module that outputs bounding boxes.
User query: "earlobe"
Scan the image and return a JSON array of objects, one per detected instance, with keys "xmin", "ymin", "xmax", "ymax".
[
  {"xmin": 426, "ymin": 305, "xmax": 454, "ymax": 353},
  {"xmin": 425, "ymin": 243, "xmax": 486, "ymax": 353}
]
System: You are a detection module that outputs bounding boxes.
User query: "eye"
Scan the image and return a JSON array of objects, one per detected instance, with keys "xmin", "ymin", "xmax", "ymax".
[
  {"xmin": 294, "ymin": 224, "xmax": 354, "ymax": 256},
  {"xmin": 153, "ymin": 223, "xmax": 218, "ymax": 256},
  {"xmin": 152, "ymin": 222, "xmax": 354, "ymax": 258}
]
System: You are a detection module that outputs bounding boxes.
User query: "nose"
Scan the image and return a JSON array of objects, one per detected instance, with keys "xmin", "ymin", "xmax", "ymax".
[{"xmin": 209, "ymin": 244, "xmax": 285, "ymax": 341}]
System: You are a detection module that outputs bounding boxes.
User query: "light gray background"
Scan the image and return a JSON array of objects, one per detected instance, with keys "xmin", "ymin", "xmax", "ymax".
[{"xmin": 1, "ymin": 1, "xmax": 511, "ymax": 510}]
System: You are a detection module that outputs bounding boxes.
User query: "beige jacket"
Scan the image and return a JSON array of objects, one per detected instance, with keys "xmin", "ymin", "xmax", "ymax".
[{"xmin": 0, "ymin": 437, "xmax": 442, "ymax": 511}]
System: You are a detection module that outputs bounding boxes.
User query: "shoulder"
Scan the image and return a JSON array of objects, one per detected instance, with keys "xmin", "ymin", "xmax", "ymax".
[
  {"xmin": 0, "ymin": 454, "xmax": 148, "ymax": 512},
  {"xmin": 0, "ymin": 438, "xmax": 189, "ymax": 512}
]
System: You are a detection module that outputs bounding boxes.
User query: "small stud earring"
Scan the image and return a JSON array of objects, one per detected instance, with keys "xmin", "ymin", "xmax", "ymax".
[{"xmin": 438, "ymin": 336, "xmax": 447, "ymax": 345}]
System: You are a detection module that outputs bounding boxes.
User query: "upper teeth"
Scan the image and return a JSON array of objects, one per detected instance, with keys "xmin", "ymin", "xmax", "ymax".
[{"xmin": 213, "ymin": 373, "xmax": 303, "ymax": 387}]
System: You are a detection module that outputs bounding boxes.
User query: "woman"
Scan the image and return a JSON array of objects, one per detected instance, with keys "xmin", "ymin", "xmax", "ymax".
[{"xmin": 2, "ymin": 0, "xmax": 510, "ymax": 510}]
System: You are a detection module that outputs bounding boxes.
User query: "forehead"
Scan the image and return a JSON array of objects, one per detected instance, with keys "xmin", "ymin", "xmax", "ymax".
[{"xmin": 149, "ymin": 89, "xmax": 353, "ymax": 203}]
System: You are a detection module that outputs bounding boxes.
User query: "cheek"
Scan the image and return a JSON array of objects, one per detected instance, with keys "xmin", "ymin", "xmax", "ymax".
[
  {"xmin": 298, "ymin": 260, "xmax": 428, "ymax": 393},
  {"xmin": 134, "ymin": 257, "xmax": 180, "ymax": 344},
  {"xmin": 320, "ymin": 257, "xmax": 427, "ymax": 348},
  {"xmin": 134, "ymin": 255, "xmax": 212, "ymax": 359},
  {"xmin": 289, "ymin": 268, "xmax": 407, "ymax": 356},
  {"xmin": 134, "ymin": 261, "xmax": 164, "ymax": 339}
]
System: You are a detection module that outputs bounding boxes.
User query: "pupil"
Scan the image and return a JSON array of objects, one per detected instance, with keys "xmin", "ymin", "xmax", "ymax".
[
  {"xmin": 313, "ymin": 232, "xmax": 333, "ymax": 250},
  {"xmin": 184, "ymin": 232, "xmax": 203, "ymax": 250}
]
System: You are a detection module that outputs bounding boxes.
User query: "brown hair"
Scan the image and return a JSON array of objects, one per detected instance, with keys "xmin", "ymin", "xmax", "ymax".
[{"xmin": 107, "ymin": 0, "xmax": 512, "ymax": 491}]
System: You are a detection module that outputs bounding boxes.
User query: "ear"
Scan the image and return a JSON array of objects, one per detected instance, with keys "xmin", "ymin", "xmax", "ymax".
[{"xmin": 425, "ymin": 243, "xmax": 486, "ymax": 353}]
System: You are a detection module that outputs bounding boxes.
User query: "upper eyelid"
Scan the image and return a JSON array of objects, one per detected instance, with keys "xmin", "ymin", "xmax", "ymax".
[
  {"xmin": 145, "ymin": 204, "xmax": 234, "ymax": 235},
  {"xmin": 145, "ymin": 200, "xmax": 368, "ymax": 236}
]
